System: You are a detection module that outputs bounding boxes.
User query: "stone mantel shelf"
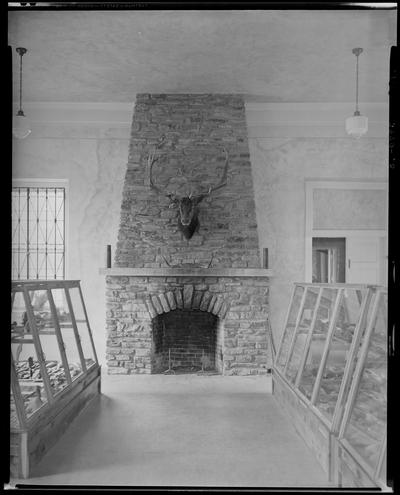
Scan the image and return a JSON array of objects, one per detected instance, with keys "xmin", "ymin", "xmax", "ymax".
[{"xmin": 100, "ymin": 267, "xmax": 273, "ymax": 278}]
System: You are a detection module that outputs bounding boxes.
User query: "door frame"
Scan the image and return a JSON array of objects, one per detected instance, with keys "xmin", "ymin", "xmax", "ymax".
[{"xmin": 305, "ymin": 179, "xmax": 387, "ymax": 283}]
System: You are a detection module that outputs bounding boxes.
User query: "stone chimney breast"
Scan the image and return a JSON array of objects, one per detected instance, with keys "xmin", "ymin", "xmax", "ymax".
[
  {"xmin": 105, "ymin": 94, "xmax": 271, "ymax": 375},
  {"xmin": 115, "ymin": 94, "xmax": 260, "ymax": 268}
]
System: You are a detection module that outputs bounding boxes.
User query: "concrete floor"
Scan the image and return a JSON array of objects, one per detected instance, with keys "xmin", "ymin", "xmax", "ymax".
[{"xmin": 10, "ymin": 372, "xmax": 333, "ymax": 488}]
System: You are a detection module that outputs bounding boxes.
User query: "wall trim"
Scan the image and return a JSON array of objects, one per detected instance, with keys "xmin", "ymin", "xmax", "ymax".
[
  {"xmin": 12, "ymin": 102, "xmax": 134, "ymax": 127},
  {"xmin": 245, "ymin": 101, "xmax": 389, "ymax": 138},
  {"xmin": 13, "ymin": 101, "xmax": 389, "ymax": 138},
  {"xmin": 100, "ymin": 267, "xmax": 273, "ymax": 277}
]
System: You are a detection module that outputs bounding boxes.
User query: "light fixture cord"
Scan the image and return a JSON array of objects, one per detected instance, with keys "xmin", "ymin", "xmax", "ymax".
[
  {"xmin": 18, "ymin": 51, "xmax": 23, "ymax": 113},
  {"xmin": 355, "ymin": 53, "xmax": 359, "ymax": 114}
]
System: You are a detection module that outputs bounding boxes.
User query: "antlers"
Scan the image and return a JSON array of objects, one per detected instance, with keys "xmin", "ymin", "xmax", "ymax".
[
  {"xmin": 148, "ymin": 134, "xmax": 171, "ymax": 196},
  {"xmin": 162, "ymin": 252, "xmax": 215, "ymax": 269},
  {"xmin": 148, "ymin": 151, "xmax": 164, "ymax": 195},
  {"xmin": 202, "ymin": 147, "xmax": 229, "ymax": 197},
  {"xmin": 148, "ymin": 145, "xmax": 229, "ymax": 200}
]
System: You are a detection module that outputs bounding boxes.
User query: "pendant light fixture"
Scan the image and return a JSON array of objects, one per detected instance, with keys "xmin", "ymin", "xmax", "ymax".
[
  {"xmin": 13, "ymin": 47, "xmax": 31, "ymax": 139},
  {"xmin": 345, "ymin": 47, "xmax": 368, "ymax": 138}
]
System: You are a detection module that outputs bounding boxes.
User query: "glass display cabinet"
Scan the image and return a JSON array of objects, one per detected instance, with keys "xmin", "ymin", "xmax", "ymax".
[
  {"xmin": 10, "ymin": 280, "xmax": 101, "ymax": 479},
  {"xmin": 272, "ymin": 282, "xmax": 386, "ymax": 484},
  {"xmin": 334, "ymin": 288, "xmax": 387, "ymax": 488}
]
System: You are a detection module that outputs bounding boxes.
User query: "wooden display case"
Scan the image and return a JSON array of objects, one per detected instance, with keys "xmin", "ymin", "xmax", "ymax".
[
  {"xmin": 334, "ymin": 288, "xmax": 387, "ymax": 489},
  {"xmin": 272, "ymin": 282, "xmax": 383, "ymax": 481},
  {"xmin": 10, "ymin": 280, "xmax": 101, "ymax": 479}
]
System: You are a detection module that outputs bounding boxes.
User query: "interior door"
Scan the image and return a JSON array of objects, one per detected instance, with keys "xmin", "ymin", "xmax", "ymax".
[{"xmin": 346, "ymin": 236, "xmax": 387, "ymax": 285}]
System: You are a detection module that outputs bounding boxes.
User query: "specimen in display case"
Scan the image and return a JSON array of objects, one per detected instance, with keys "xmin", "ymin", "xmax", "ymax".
[
  {"xmin": 272, "ymin": 283, "xmax": 387, "ymax": 486},
  {"xmin": 10, "ymin": 280, "xmax": 101, "ymax": 479},
  {"xmin": 335, "ymin": 288, "xmax": 387, "ymax": 488}
]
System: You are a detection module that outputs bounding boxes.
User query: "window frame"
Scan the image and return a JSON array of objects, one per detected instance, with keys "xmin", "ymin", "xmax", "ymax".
[{"xmin": 12, "ymin": 179, "xmax": 69, "ymax": 280}]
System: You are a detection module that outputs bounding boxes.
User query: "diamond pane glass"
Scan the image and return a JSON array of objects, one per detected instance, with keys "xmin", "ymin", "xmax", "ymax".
[{"xmin": 12, "ymin": 187, "xmax": 65, "ymax": 280}]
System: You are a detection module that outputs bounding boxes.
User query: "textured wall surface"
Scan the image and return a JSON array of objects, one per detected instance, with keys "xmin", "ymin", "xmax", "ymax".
[
  {"xmin": 313, "ymin": 188, "xmax": 387, "ymax": 230},
  {"xmin": 248, "ymin": 136, "xmax": 388, "ymax": 347},
  {"xmin": 115, "ymin": 94, "xmax": 260, "ymax": 269},
  {"xmin": 12, "ymin": 106, "xmax": 388, "ymax": 366},
  {"xmin": 12, "ymin": 126, "xmax": 129, "ymax": 365},
  {"xmin": 8, "ymin": 11, "xmax": 395, "ymax": 103}
]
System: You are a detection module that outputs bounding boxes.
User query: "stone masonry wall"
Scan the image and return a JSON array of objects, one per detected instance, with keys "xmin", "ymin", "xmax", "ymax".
[
  {"xmin": 114, "ymin": 94, "xmax": 260, "ymax": 268},
  {"xmin": 106, "ymin": 275, "xmax": 270, "ymax": 375},
  {"xmin": 107, "ymin": 94, "xmax": 270, "ymax": 375}
]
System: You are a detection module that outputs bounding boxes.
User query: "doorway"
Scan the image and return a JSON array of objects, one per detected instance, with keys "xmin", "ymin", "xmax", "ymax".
[
  {"xmin": 311, "ymin": 236, "xmax": 387, "ymax": 285},
  {"xmin": 312, "ymin": 238, "xmax": 345, "ymax": 283}
]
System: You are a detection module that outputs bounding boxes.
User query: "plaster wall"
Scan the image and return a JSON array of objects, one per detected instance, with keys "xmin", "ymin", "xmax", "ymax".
[
  {"xmin": 313, "ymin": 188, "xmax": 387, "ymax": 230},
  {"xmin": 248, "ymin": 135, "xmax": 388, "ymax": 347},
  {"xmin": 11, "ymin": 106, "xmax": 389, "ymax": 364},
  {"xmin": 12, "ymin": 124, "xmax": 129, "ymax": 364}
]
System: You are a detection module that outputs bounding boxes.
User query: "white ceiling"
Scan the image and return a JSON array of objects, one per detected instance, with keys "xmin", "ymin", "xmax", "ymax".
[{"xmin": 8, "ymin": 9, "xmax": 396, "ymax": 104}]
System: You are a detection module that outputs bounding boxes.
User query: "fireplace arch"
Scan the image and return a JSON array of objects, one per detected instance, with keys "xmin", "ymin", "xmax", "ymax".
[
  {"xmin": 145, "ymin": 286, "xmax": 230, "ymax": 320},
  {"xmin": 105, "ymin": 274, "xmax": 271, "ymax": 375},
  {"xmin": 143, "ymin": 285, "xmax": 229, "ymax": 374}
]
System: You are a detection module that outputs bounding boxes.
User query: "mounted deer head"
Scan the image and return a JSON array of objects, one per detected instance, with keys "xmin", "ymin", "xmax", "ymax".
[{"xmin": 148, "ymin": 147, "xmax": 229, "ymax": 239}]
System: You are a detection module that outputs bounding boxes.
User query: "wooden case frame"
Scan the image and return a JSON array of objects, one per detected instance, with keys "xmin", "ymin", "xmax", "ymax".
[
  {"xmin": 272, "ymin": 282, "xmax": 381, "ymax": 480},
  {"xmin": 334, "ymin": 288, "xmax": 388, "ymax": 489},
  {"xmin": 10, "ymin": 280, "xmax": 101, "ymax": 479}
]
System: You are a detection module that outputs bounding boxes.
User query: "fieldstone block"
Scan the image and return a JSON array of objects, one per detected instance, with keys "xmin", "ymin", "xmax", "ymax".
[
  {"xmin": 208, "ymin": 295, "xmax": 217, "ymax": 313},
  {"xmin": 192, "ymin": 290, "xmax": 203, "ymax": 310},
  {"xmin": 175, "ymin": 289, "xmax": 183, "ymax": 308},
  {"xmin": 106, "ymin": 348, "xmax": 122, "ymax": 355},
  {"xmin": 151, "ymin": 296, "xmax": 163, "ymax": 314},
  {"xmin": 135, "ymin": 348, "xmax": 150, "ymax": 356},
  {"xmin": 183, "ymin": 285, "xmax": 194, "ymax": 309},
  {"xmin": 200, "ymin": 292, "xmax": 212, "ymax": 311},
  {"xmin": 219, "ymin": 302, "xmax": 230, "ymax": 319},
  {"xmin": 117, "ymin": 354, "xmax": 131, "ymax": 361},
  {"xmin": 145, "ymin": 299, "xmax": 157, "ymax": 318},
  {"xmin": 166, "ymin": 291, "xmax": 177, "ymax": 310},
  {"xmin": 158, "ymin": 293, "xmax": 170, "ymax": 313}
]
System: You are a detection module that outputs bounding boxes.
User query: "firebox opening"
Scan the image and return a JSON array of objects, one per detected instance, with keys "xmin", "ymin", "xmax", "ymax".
[{"xmin": 151, "ymin": 309, "xmax": 221, "ymax": 374}]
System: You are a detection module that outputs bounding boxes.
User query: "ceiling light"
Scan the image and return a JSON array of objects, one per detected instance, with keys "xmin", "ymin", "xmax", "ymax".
[
  {"xmin": 13, "ymin": 47, "xmax": 31, "ymax": 139},
  {"xmin": 345, "ymin": 47, "xmax": 368, "ymax": 138}
]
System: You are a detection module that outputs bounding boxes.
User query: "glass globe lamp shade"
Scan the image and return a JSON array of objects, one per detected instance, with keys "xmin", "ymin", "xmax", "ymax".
[
  {"xmin": 13, "ymin": 110, "xmax": 31, "ymax": 139},
  {"xmin": 345, "ymin": 112, "xmax": 368, "ymax": 138}
]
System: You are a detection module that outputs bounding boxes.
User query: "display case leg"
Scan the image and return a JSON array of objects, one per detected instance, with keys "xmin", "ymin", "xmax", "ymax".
[{"xmin": 20, "ymin": 432, "xmax": 29, "ymax": 479}]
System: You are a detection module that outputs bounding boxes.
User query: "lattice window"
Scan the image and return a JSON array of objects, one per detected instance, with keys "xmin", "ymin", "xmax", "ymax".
[{"xmin": 12, "ymin": 187, "xmax": 66, "ymax": 280}]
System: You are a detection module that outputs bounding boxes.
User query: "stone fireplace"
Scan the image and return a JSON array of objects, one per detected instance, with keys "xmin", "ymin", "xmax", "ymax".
[{"xmin": 103, "ymin": 94, "xmax": 272, "ymax": 375}]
